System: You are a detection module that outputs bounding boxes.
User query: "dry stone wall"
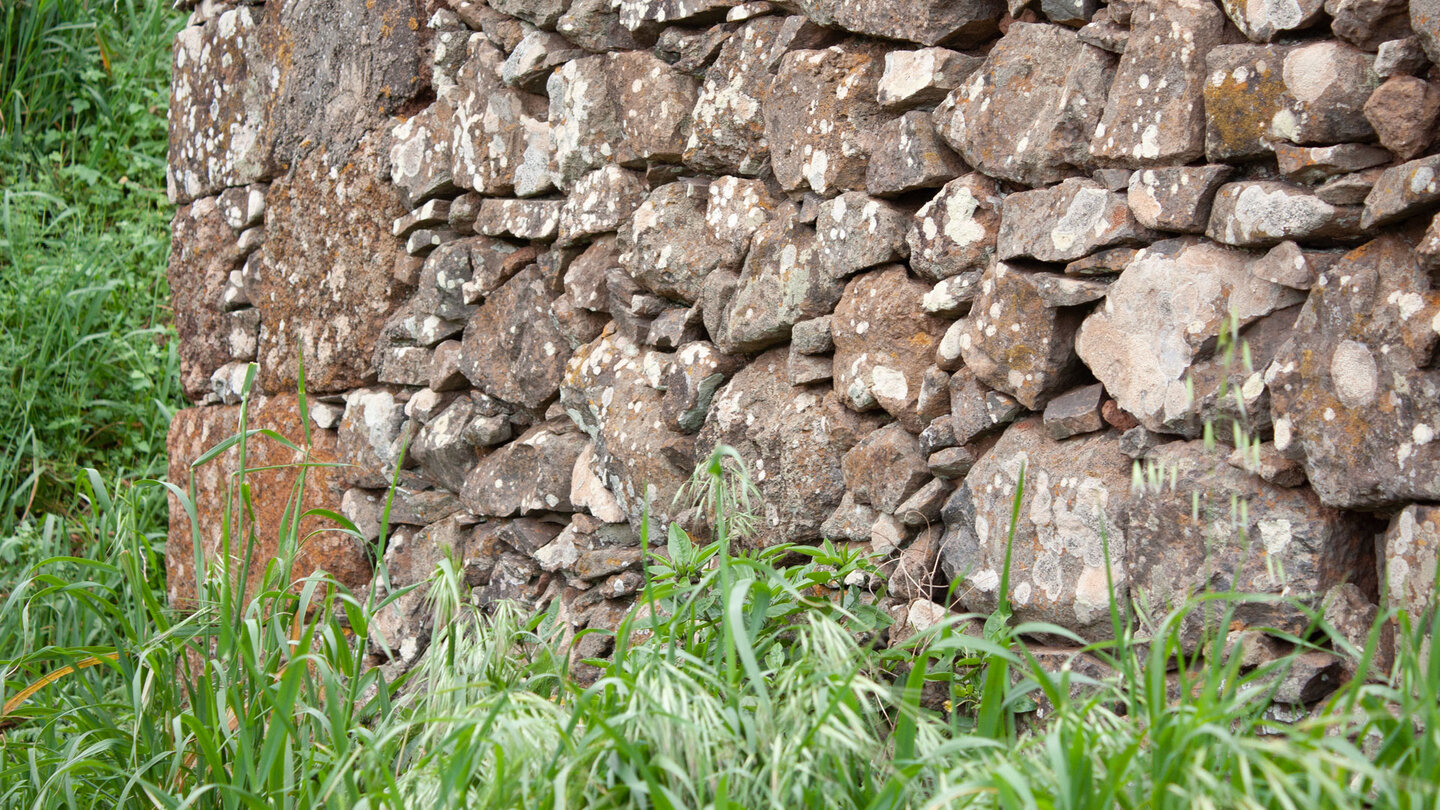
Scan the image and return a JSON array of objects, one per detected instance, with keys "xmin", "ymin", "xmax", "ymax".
[{"xmin": 167, "ymin": 0, "xmax": 1440, "ymax": 684}]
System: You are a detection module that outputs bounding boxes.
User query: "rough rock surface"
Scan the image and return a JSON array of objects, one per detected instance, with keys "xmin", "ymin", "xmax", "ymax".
[
  {"xmin": 958, "ymin": 262, "xmax": 1086, "ymax": 410},
  {"xmin": 941, "ymin": 419, "xmax": 1132, "ymax": 639},
  {"xmin": 765, "ymin": 42, "xmax": 889, "ymax": 194},
  {"xmin": 907, "ymin": 173, "xmax": 1004, "ymax": 281},
  {"xmin": 698, "ymin": 348, "xmax": 883, "ymax": 546},
  {"xmin": 1077, "ymin": 238, "xmax": 1303, "ymax": 436},
  {"xmin": 936, "ymin": 23, "xmax": 1115, "ymax": 187},
  {"xmin": 166, "ymin": 396, "xmax": 367, "ymax": 607},
  {"xmin": 1269, "ymin": 237, "xmax": 1440, "ymax": 508},
  {"xmin": 832, "ymin": 266, "xmax": 951, "ymax": 431}
]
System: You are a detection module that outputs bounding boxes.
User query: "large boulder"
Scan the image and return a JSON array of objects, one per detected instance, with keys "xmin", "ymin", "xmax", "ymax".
[
  {"xmin": 1077, "ymin": 238, "xmax": 1304, "ymax": 436},
  {"xmin": 935, "ymin": 23, "xmax": 1115, "ymax": 187},
  {"xmin": 696, "ymin": 348, "xmax": 884, "ymax": 547},
  {"xmin": 1268, "ymin": 236, "xmax": 1440, "ymax": 509},
  {"xmin": 940, "ymin": 419, "xmax": 1132, "ymax": 640},
  {"xmin": 1127, "ymin": 441, "xmax": 1372, "ymax": 643}
]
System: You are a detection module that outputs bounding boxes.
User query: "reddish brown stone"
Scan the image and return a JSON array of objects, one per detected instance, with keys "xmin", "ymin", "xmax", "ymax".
[{"xmin": 166, "ymin": 396, "xmax": 368, "ymax": 609}]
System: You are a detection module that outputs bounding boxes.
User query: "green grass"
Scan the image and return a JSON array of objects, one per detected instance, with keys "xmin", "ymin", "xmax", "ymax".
[
  {"xmin": 1, "ymin": 0, "xmax": 183, "ymax": 537},
  {"xmin": 2, "ymin": 397, "xmax": 1438, "ymax": 807}
]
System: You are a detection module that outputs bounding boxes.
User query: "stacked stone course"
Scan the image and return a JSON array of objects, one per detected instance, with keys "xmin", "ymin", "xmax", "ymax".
[{"xmin": 167, "ymin": 0, "xmax": 1440, "ymax": 692}]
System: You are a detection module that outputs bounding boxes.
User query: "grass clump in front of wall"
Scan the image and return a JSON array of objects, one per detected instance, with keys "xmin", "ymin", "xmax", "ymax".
[
  {"xmin": 0, "ymin": 0, "xmax": 184, "ymax": 540},
  {"xmin": 2, "ymin": 368, "xmax": 1438, "ymax": 808}
]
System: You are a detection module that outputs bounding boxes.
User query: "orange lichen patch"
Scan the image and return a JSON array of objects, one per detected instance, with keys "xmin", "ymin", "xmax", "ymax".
[{"xmin": 1203, "ymin": 48, "xmax": 1290, "ymax": 159}]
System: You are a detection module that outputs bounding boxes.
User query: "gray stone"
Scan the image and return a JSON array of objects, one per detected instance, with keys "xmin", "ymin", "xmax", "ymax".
[
  {"xmin": 476, "ymin": 199, "xmax": 562, "ymax": 241},
  {"xmin": 461, "ymin": 421, "xmax": 587, "ymax": 516},
  {"xmin": 921, "ymin": 272, "xmax": 983, "ymax": 317},
  {"xmin": 765, "ymin": 42, "xmax": 890, "ymax": 194},
  {"xmin": 451, "ymin": 41, "xmax": 552, "ymax": 197},
  {"xmin": 794, "ymin": 0, "xmax": 1003, "ymax": 46},
  {"xmin": 833, "ymin": 265, "xmax": 952, "ymax": 431},
  {"xmin": 1376, "ymin": 36, "xmax": 1428, "ymax": 77},
  {"xmin": 1316, "ymin": 169, "xmax": 1386, "ymax": 206},
  {"xmin": 412, "ymin": 397, "xmax": 481, "ymax": 493},
  {"xmin": 1274, "ymin": 143, "xmax": 1392, "ymax": 184},
  {"xmin": 684, "ymin": 17, "xmax": 786, "ymax": 175},
  {"xmin": 548, "ymin": 51, "xmax": 699, "ymax": 189},
  {"xmin": 558, "ymin": 166, "xmax": 648, "ymax": 245},
  {"xmin": 949, "ymin": 367, "xmax": 1025, "ymax": 445},
  {"xmin": 791, "ymin": 316, "xmax": 834, "ymax": 354},
  {"xmin": 337, "ymin": 388, "xmax": 409, "ymax": 489},
  {"xmin": 1090, "ymin": 0, "xmax": 1227, "ymax": 167},
  {"xmin": 877, "ymin": 48, "xmax": 982, "ymax": 111},
  {"xmin": 697, "ymin": 348, "xmax": 884, "ymax": 546},
  {"xmin": 459, "ymin": 262, "xmax": 573, "ymax": 411},
  {"xmin": 998, "ymin": 178, "xmax": 1156, "ymax": 263},
  {"xmin": 842, "ymin": 423, "xmax": 931, "ymax": 514},
  {"xmin": 958, "ymin": 262, "xmax": 1085, "ymax": 410},
  {"xmin": 1268, "ymin": 236, "xmax": 1440, "ymax": 509},
  {"xmin": 390, "ymin": 99, "xmax": 457, "ymax": 205},
  {"xmin": 788, "ymin": 352, "xmax": 834, "ymax": 385},
  {"xmin": 1364, "ymin": 76, "xmax": 1440, "ymax": 161},
  {"xmin": 907, "ymin": 173, "xmax": 1004, "ymax": 282},
  {"xmin": 503, "ymin": 30, "xmax": 586, "ymax": 92},
  {"xmin": 1362, "ymin": 155, "xmax": 1440, "ymax": 228},
  {"xmin": 1207, "ymin": 181, "xmax": 1363, "ymax": 247},
  {"xmin": 721, "ymin": 210, "xmax": 844, "ymax": 352},
  {"xmin": 822, "ymin": 492, "xmax": 880, "ymax": 542},
  {"xmin": 1218, "ymin": 0, "xmax": 1324, "ymax": 41},
  {"xmin": 1249, "ymin": 241, "xmax": 1341, "ymax": 290},
  {"xmin": 1127, "ymin": 166, "xmax": 1233, "ymax": 234},
  {"xmin": 1043, "ymin": 384, "xmax": 1106, "ymax": 440},
  {"xmin": 865, "ymin": 112, "xmax": 966, "ymax": 197},
  {"xmin": 624, "ymin": 180, "xmax": 730, "ymax": 304},
  {"xmin": 1077, "ymin": 238, "xmax": 1304, "ymax": 436},
  {"xmin": 816, "ymin": 192, "xmax": 911, "ymax": 278},
  {"xmin": 660, "ymin": 341, "xmax": 743, "ymax": 432},
  {"xmin": 1128, "ymin": 440, "xmax": 1371, "ymax": 643},
  {"xmin": 935, "ymin": 23, "xmax": 1115, "ymax": 187},
  {"xmin": 1328, "ymin": 0, "xmax": 1412, "ymax": 51},
  {"xmin": 940, "ymin": 419, "xmax": 1132, "ymax": 639},
  {"xmin": 927, "ymin": 445, "xmax": 978, "ymax": 478}
]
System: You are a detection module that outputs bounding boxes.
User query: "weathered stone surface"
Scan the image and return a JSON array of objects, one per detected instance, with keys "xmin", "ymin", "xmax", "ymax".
[
  {"xmin": 411, "ymin": 396, "xmax": 482, "ymax": 492},
  {"xmin": 618, "ymin": 0, "xmax": 737, "ymax": 30},
  {"xmin": 877, "ymin": 47, "xmax": 981, "ymax": 111},
  {"xmin": 570, "ymin": 442, "xmax": 628, "ymax": 523},
  {"xmin": 1362, "ymin": 155, "xmax": 1440, "ymax": 228},
  {"xmin": 548, "ymin": 51, "xmax": 699, "ymax": 188},
  {"xmin": 561, "ymin": 332, "xmax": 697, "ymax": 528},
  {"xmin": 255, "ymin": 134, "xmax": 409, "ymax": 394},
  {"xmin": 491, "ymin": 0, "xmax": 571, "ymax": 28},
  {"xmin": 461, "ymin": 421, "xmax": 586, "ymax": 516},
  {"xmin": 721, "ymin": 210, "xmax": 844, "ymax": 352},
  {"xmin": 660, "ymin": 341, "xmax": 743, "ymax": 432},
  {"xmin": 999, "ymin": 179, "xmax": 1155, "ymax": 263},
  {"xmin": 624, "ymin": 180, "xmax": 729, "ymax": 304},
  {"xmin": 958, "ymin": 262, "xmax": 1086, "ymax": 410},
  {"xmin": 684, "ymin": 17, "xmax": 785, "ymax": 175},
  {"xmin": 1376, "ymin": 35, "xmax": 1428, "ymax": 77},
  {"xmin": 1382, "ymin": 506, "xmax": 1440, "ymax": 639},
  {"xmin": 166, "ymin": 397, "xmax": 365, "ymax": 607},
  {"xmin": 1328, "ymin": 0, "xmax": 1412, "ymax": 50},
  {"xmin": 705, "ymin": 176, "xmax": 786, "ymax": 271},
  {"xmin": 504, "ymin": 30, "xmax": 587, "ymax": 92},
  {"xmin": 1414, "ymin": 0, "xmax": 1440, "ymax": 63},
  {"xmin": 452, "ymin": 40, "xmax": 553, "ymax": 197},
  {"xmin": 1090, "ymin": 0, "xmax": 1227, "ymax": 167},
  {"xmin": 936, "ymin": 23, "xmax": 1115, "ymax": 187},
  {"xmin": 1274, "ymin": 142, "xmax": 1392, "ymax": 183},
  {"xmin": 842, "ymin": 423, "xmax": 931, "ymax": 514},
  {"xmin": 1076, "ymin": 7, "xmax": 1129, "ymax": 52},
  {"xmin": 1250, "ymin": 240, "xmax": 1340, "ymax": 290},
  {"xmin": 832, "ymin": 266, "xmax": 952, "ymax": 431},
  {"xmin": 816, "ymin": 192, "xmax": 911, "ymax": 278},
  {"xmin": 698, "ymin": 348, "xmax": 883, "ymax": 546},
  {"xmin": 907, "ymin": 173, "xmax": 1004, "ymax": 282},
  {"xmin": 1227, "ymin": 440, "xmax": 1307, "ymax": 486},
  {"xmin": 940, "ymin": 418, "xmax": 1131, "ymax": 639},
  {"xmin": 476, "ymin": 198, "xmax": 562, "ymax": 241},
  {"xmin": 1205, "ymin": 42, "xmax": 1378, "ymax": 161},
  {"xmin": 794, "ymin": 0, "xmax": 1003, "ymax": 47},
  {"xmin": 337, "ymin": 388, "xmax": 410, "ymax": 489},
  {"xmin": 1127, "ymin": 166, "xmax": 1232, "ymax": 233},
  {"xmin": 459, "ymin": 262, "xmax": 572, "ymax": 411},
  {"xmin": 1269, "ymin": 236, "xmax": 1440, "ymax": 508},
  {"xmin": 1078, "ymin": 238, "xmax": 1304, "ymax": 436},
  {"xmin": 556, "ymin": 0, "xmax": 644, "ymax": 51},
  {"xmin": 822, "ymin": 492, "xmax": 880, "ymax": 541},
  {"xmin": 170, "ymin": 199, "xmax": 251, "ymax": 401},
  {"xmin": 1316, "ymin": 168, "xmax": 1387, "ymax": 206},
  {"xmin": 765, "ymin": 43, "xmax": 890, "ymax": 194},
  {"xmin": 1206, "ymin": 181, "xmax": 1363, "ymax": 247},
  {"xmin": 391, "ymin": 99, "xmax": 457, "ymax": 205},
  {"xmin": 1043, "ymin": 383, "xmax": 1105, "ymax": 440},
  {"xmin": 168, "ymin": 8, "xmax": 271, "ymax": 202},
  {"xmin": 1364, "ymin": 76, "xmax": 1440, "ymax": 161},
  {"xmin": 923, "ymin": 272, "xmax": 983, "ymax": 316},
  {"xmin": 558, "ymin": 166, "xmax": 647, "ymax": 245},
  {"xmin": 1219, "ymin": 0, "xmax": 1324, "ymax": 42},
  {"xmin": 865, "ymin": 112, "xmax": 966, "ymax": 197},
  {"xmin": 1128, "ymin": 440, "xmax": 1370, "ymax": 641}
]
